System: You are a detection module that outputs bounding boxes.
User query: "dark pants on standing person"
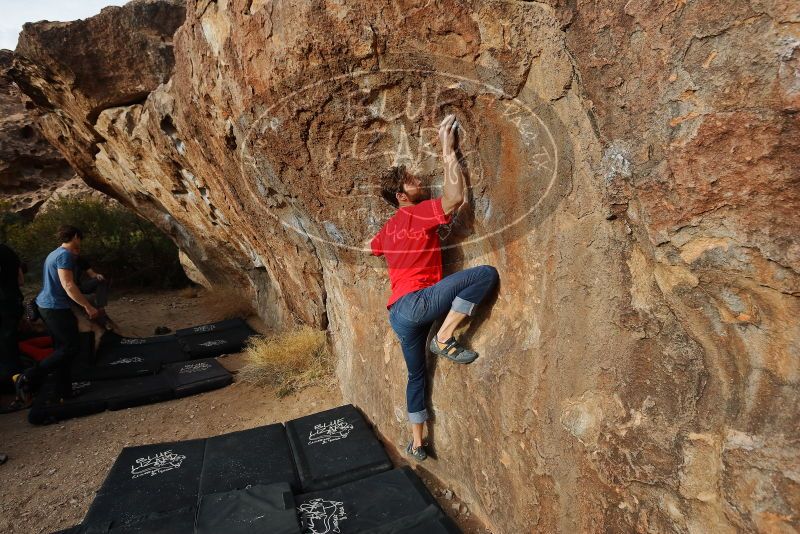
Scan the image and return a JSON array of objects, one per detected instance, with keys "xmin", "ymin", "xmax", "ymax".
[
  {"xmin": 0, "ymin": 301, "xmax": 23, "ymax": 391},
  {"xmin": 388, "ymin": 265, "xmax": 499, "ymax": 424},
  {"xmin": 24, "ymin": 308, "xmax": 79, "ymax": 397}
]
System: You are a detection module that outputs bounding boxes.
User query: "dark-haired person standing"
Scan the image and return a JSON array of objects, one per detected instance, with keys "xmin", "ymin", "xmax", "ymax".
[
  {"xmin": 0, "ymin": 243, "xmax": 24, "ymax": 394},
  {"xmin": 13, "ymin": 225, "xmax": 98, "ymax": 403}
]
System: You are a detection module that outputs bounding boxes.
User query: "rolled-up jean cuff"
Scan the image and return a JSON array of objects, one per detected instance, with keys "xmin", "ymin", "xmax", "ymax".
[
  {"xmin": 451, "ymin": 296, "xmax": 476, "ymax": 316},
  {"xmin": 408, "ymin": 408, "xmax": 428, "ymax": 424}
]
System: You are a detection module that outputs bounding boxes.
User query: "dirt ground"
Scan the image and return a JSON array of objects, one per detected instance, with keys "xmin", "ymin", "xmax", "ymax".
[{"xmin": 0, "ymin": 288, "xmax": 488, "ymax": 534}]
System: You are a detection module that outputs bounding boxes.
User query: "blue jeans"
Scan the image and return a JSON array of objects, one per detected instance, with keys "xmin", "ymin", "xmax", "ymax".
[{"xmin": 388, "ymin": 265, "xmax": 499, "ymax": 423}]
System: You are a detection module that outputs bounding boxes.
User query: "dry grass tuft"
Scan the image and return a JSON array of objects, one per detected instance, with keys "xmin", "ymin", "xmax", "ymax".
[{"xmin": 238, "ymin": 326, "xmax": 335, "ymax": 397}]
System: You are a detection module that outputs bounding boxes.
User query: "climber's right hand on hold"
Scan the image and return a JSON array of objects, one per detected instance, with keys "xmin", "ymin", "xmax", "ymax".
[{"xmin": 439, "ymin": 114, "xmax": 458, "ymax": 158}]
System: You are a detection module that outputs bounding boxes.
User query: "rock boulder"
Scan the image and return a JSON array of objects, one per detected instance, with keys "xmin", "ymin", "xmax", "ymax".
[{"xmin": 10, "ymin": 1, "xmax": 799, "ymax": 531}]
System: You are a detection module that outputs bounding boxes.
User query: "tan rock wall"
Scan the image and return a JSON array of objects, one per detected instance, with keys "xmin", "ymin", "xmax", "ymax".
[
  {"xmin": 9, "ymin": 0, "xmax": 798, "ymax": 531},
  {"xmin": 0, "ymin": 50, "xmax": 73, "ymax": 215}
]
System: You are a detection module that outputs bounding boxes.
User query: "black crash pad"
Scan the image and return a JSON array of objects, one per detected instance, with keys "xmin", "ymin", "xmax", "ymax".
[
  {"xmin": 295, "ymin": 467, "xmax": 441, "ymax": 533},
  {"xmin": 82, "ymin": 439, "xmax": 206, "ymax": 531},
  {"xmin": 100, "ymin": 337, "xmax": 186, "ymax": 363},
  {"xmin": 162, "ymin": 358, "xmax": 233, "ymax": 399},
  {"xmin": 195, "ymin": 483, "xmax": 301, "ymax": 534},
  {"xmin": 286, "ymin": 404, "xmax": 392, "ymax": 491},
  {"xmin": 176, "ymin": 318, "xmax": 256, "ymax": 358},
  {"xmin": 175, "ymin": 318, "xmax": 246, "ymax": 337},
  {"xmin": 106, "ymin": 507, "xmax": 196, "ymax": 534},
  {"xmin": 362, "ymin": 504, "xmax": 461, "ymax": 534},
  {"xmin": 102, "ymin": 373, "xmax": 174, "ymax": 411},
  {"xmin": 101, "ymin": 331, "xmax": 181, "ymax": 349},
  {"xmin": 84, "ymin": 333, "xmax": 187, "ymax": 381},
  {"xmin": 78, "ymin": 354, "xmax": 162, "ymax": 382},
  {"xmin": 29, "ymin": 379, "xmax": 107, "ymax": 425},
  {"xmin": 200, "ymin": 423, "xmax": 299, "ymax": 495}
]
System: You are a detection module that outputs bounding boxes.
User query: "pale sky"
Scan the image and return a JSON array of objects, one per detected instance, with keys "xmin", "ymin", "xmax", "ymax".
[{"xmin": 0, "ymin": 1, "xmax": 128, "ymax": 51}]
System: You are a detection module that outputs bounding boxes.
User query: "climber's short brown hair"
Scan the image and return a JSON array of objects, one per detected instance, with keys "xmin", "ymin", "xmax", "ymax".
[{"xmin": 379, "ymin": 165, "xmax": 413, "ymax": 208}]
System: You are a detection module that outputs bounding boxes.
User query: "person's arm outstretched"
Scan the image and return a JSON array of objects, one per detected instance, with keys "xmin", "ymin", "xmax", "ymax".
[{"xmin": 439, "ymin": 114, "xmax": 465, "ymax": 216}]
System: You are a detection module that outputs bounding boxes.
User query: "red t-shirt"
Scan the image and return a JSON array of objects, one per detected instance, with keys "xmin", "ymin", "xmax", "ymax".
[{"xmin": 370, "ymin": 198, "xmax": 452, "ymax": 309}]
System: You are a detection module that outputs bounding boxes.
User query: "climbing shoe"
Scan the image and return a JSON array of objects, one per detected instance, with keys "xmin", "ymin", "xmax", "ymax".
[
  {"xmin": 12, "ymin": 374, "xmax": 31, "ymax": 405},
  {"xmin": 406, "ymin": 441, "xmax": 427, "ymax": 462},
  {"xmin": 429, "ymin": 335, "xmax": 478, "ymax": 364}
]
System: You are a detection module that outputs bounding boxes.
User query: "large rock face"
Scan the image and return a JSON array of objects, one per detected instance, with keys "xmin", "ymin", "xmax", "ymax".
[
  {"xmin": 10, "ymin": 0, "xmax": 799, "ymax": 531},
  {"xmin": 0, "ymin": 50, "xmax": 73, "ymax": 215}
]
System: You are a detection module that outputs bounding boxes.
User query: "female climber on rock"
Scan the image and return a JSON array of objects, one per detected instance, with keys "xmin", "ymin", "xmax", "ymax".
[{"xmin": 370, "ymin": 114, "xmax": 500, "ymax": 461}]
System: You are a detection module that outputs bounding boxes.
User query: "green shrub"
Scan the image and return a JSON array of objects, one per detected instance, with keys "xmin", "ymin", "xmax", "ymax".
[{"xmin": 0, "ymin": 197, "xmax": 189, "ymax": 289}]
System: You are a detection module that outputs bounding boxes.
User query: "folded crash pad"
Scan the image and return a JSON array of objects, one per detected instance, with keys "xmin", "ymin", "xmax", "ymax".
[
  {"xmin": 195, "ymin": 483, "xmax": 301, "ymax": 534},
  {"xmin": 286, "ymin": 404, "xmax": 392, "ymax": 491},
  {"xmin": 200, "ymin": 423, "xmax": 299, "ymax": 495},
  {"xmin": 163, "ymin": 358, "xmax": 233, "ymax": 399},
  {"xmin": 295, "ymin": 467, "xmax": 441, "ymax": 533},
  {"xmin": 82, "ymin": 439, "xmax": 206, "ymax": 531},
  {"xmin": 176, "ymin": 318, "xmax": 256, "ymax": 358}
]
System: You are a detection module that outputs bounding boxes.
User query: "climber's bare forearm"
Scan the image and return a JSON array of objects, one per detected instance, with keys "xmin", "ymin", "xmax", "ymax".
[{"xmin": 441, "ymin": 152, "xmax": 464, "ymax": 215}]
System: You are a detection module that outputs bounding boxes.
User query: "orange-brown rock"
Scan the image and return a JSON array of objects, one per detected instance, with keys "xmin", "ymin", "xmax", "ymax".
[
  {"xmin": 9, "ymin": 1, "xmax": 799, "ymax": 531},
  {"xmin": 0, "ymin": 50, "xmax": 73, "ymax": 215}
]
